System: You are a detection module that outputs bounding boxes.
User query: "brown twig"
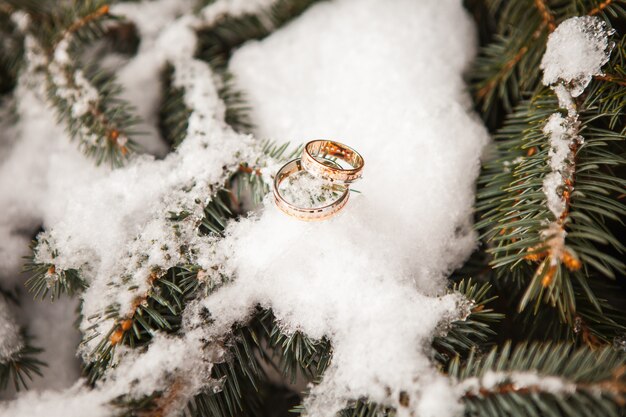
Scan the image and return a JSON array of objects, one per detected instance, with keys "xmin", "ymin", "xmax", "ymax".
[
  {"xmin": 476, "ymin": 45, "xmax": 529, "ymax": 100},
  {"xmin": 589, "ymin": 0, "xmax": 614, "ymax": 15},
  {"xmin": 65, "ymin": 5, "xmax": 109, "ymax": 35},
  {"xmin": 534, "ymin": 0, "xmax": 556, "ymax": 32},
  {"xmin": 596, "ymin": 73, "xmax": 626, "ymax": 87},
  {"xmin": 109, "ymin": 271, "xmax": 160, "ymax": 346},
  {"xmin": 238, "ymin": 163, "xmax": 261, "ymax": 176},
  {"xmin": 466, "ymin": 366, "xmax": 626, "ymax": 399}
]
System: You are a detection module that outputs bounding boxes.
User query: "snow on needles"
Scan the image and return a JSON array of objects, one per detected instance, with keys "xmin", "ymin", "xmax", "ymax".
[
  {"xmin": 540, "ymin": 17, "xmax": 612, "ymax": 221},
  {"xmin": 541, "ymin": 16, "xmax": 614, "ymax": 97},
  {"xmin": 1, "ymin": 0, "xmax": 489, "ymax": 416},
  {"xmin": 207, "ymin": 0, "xmax": 489, "ymax": 416}
]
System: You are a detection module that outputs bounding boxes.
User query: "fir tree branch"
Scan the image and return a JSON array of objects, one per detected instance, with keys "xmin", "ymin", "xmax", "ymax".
[
  {"xmin": 14, "ymin": 1, "xmax": 143, "ymax": 166},
  {"xmin": 451, "ymin": 342, "xmax": 626, "ymax": 417},
  {"xmin": 433, "ymin": 279, "xmax": 503, "ymax": 364},
  {"xmin": 84, "ymin": 191, "xmax": 235, "ymax": 383},
  {"xmin": 533, "ymin": 0, "xmax": 556, "ymax": 32},
  {"xmin": 24, "ymin": 237, "xmax": 87, "ymax": 300},
  {"xmin": 0, "ymin": 337, "xmax": 46, "ymax": 392},
  {"xmin": 475, "ymin": 71, "xmax": 625, "ymax": 327},
  {"xmin": 589, "ymin": 0, "xmax": 616, "ymax": 16},
  {"xmin": 0, "ymin": 8, "xmax": 24, "ymax": 95}
]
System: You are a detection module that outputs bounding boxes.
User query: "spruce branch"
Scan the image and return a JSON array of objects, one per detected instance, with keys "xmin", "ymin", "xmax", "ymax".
[
  {"xmin": 195, "ymin": 0, "xmax": 323, "ymax": 69},
  {"xmin": 233, "ymin": 140, "xmax": 302, "ymax": 208},
  {"xmin": 497, "ymin": 272, "xmax": 626, "ymax": 345},
  {"xmin": 433, "ymin": 279, "xmax": 503, "ymax": 364},
  {"xmin": 0, "ymin": 337, "xmax": 46, "ymax": 392},
  {"xmin": 15, "ymin": 1, "xmax": 143, "ymax": 166},
  {"xmin": 24, "ymin": 262, "xmax": 85, "ymax": 301},
  {"xmin": 469, "ymin": 0, "xmax": 626, "ymax": 126},
  {"xmin": 193, "ymin": 0, "xmax": 322, "ymax": 139},
  {"xmin": 84, "ymin": 191, "xmax": 235, "ymax": 383},
  {"xmin": 451, "ymin": 342, "xmax": 626, "ymax": 417},
  {"xmin": 186, "ymin": 322, "xmax": 267, "ymax": 417},
  {"xmin": 159, "ymin": 63, "xmax": 192, "ymax": 149},
  {"xmin": 24, "ymin": 239, "xmax": 87, "ymax": 300},
  {"xmin": 475, "ymin": 68, "xmax": 625, "ymax": 327},
  {"xmin": 260, "ymin": 309, "xmax": 332, "ymax": 383},
  {"xmin": 0, "ymin": 8, "xmax": 24, "ymax": 95}
]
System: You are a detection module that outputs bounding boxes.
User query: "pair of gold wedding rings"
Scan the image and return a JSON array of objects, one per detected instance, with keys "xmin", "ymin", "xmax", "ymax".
[{"xmin": 273, "ymin": 140, "xmax": 364, "ymax": 221}]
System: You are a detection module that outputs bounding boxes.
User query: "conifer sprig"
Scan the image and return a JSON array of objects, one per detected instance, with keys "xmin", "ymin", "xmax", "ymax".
[
  {"xmin": 433, "ymin": 279, "xmax": 503, "ymax": 364},
  {"xmin": 8, "ymin": 1, "xmax": 143, "ymax": 166},
  {"xmin": 0, "ymin": 338, "xmax": 46, "ymax": 391},
  {"xmin": 451, "ymin": 342, "xmax": 626, "ymax": 417}
]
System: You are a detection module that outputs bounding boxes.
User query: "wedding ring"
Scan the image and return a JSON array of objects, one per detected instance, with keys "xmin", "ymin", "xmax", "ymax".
[
  {"xmin": 301, "ymin": 140, "xmax": 364, "ymax": 183},
  {"xmin": 273, "ymin": 158, "xmax": 350, "ymax": 221}
]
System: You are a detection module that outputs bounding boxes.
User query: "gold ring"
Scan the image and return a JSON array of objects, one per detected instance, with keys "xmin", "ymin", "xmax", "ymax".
[
  {"xmin": 301, "ymin": 140, "xmax": 364, "ymax": 184},
  {"xmin": 273, "ymin": 158, "xmax": 350, "ymax": 221}
]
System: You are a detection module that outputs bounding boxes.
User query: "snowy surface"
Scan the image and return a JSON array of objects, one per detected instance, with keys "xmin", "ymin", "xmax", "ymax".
[
  {"xmin": 541, "ymin": 16, "xmax": 613, "ymax": 97},
  {"xmin": 0, "ymin": 0, "xmax": 488, "ymax": 416},
  {"xmin": 209, "ymin": 0, "xmax": 488, "ymax": 415}
]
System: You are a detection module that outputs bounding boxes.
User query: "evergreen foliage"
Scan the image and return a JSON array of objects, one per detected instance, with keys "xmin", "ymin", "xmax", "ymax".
[
  {"xmin": 472, "ymin": 0, "xmax": 626, "ymax": 344},
  {"xmin": 450, "ymin": 342, "xmax": 626, "ymax": 417},
  {"xmin": 0, "ymin": 0, "xmax": 625, "ymax": 416},
  {"xmin": 0, "ymin": 337, "xmax": 45, "ymax": 391}
]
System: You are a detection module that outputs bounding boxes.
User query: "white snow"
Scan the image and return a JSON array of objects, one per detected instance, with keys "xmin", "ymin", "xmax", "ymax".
[
  {"xmin": 277, "ymin": 170, "xmax": 346, "ymax": 208},
  {"xmin": 203, "ymin": 0, "xmax": 488, "ymax": 416},
  {"xmin": 459, "ymin": 371, "xmax": 576, "ymax": 396},
  {"xmin": 540, "ymin": 16, "xmax": 612, "ymax": 221},
  {"xmin": 541, "ymin": 16, "xmax": 613, "ymax": 97},
  {"xmin": 0, "ymin": 0, "xmax": 489, "ymax": 416},
  {"xmin": 0, "ymin": 299, "xmax": 23, "ymax": 362}
]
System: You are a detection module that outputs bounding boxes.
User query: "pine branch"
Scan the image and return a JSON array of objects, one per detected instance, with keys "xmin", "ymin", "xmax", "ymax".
[
  {"xmin": 193, "ymin": 0, "xmax": 322, "ymax": 139},
  {"xmin": 260, "ymin": 309, "xmax": 332, "ymax": 383},
  {"xmin": 468, "ymin": 0, "xmax": 553, "ymax": 122},
  {"xmin": 219, "ymin": 70, "xmax": 254, "ymax": 134},
  {"xmin": 475, "ymin": 72, "xmax": 625, "ymax": 326},
  {"xmin": 433, "ymin": 279, "xmax": 503, "ymax": 364},
  {"xmin": 159, "ymin": 63, "xmax": 192, "ymax": 150},
  {"xmin": 233, "ymin": 140, "xmax": 302, "ymax": 208},
  {"xmin": 468, "ymin": 0, "xmax": 626, "ymax": 127},
  {"xmin": 84, "ymin": 191, "xmax": 235, "ymax": 383},
  {"xmin": 0, "ymin": 337, "xmax": 46, "ymax": 392},
  {"xmin": 495, "ymin": 272, "xmax": 626, "ymax": 345},
  {"xmin": 23, "ymin": 240, "xmax": 86, "ymax": 301},
  {"xmin": 15, "ymin": 1, "xmax": 143, "ymax": 166},
  {"xmin": 195, "ymin": 0, "xmax": 323, "ymax": 69},
  {"xmin": 336, "ymin": 401, "xmax": 394, "ymax": 417},
  {"xmin": 0, "ymin": 8, "xmax": 24, "ymax": 95},
  {"xmin": 451, "ymin": 341, "xmax": 626, "ymax": 417},
  {"xmin": 186, "ymin": 321, "xmax": 267, "ymax": 417}
]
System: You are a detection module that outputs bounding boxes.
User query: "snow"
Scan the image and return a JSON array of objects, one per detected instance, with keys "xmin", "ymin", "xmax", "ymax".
[
  {"xmin": 0, "ymin": 299, "xmax": 23, "ymax": 362},
  {"xmin": 459, "ymin": 371, "xmax": 576, "ymax": 396},
  {"xmin": 540, "ymin": 16, "xmax": 612, "ymax": 221},
  {"xmin": 199, "ymin": 0, "xmax": 278, "ymax": 23},
  {"xmin": 277, "ymin": 169, "xmax": 346, "ymax": 208},
  {"xmin": 541, "ymin": 16, "xmax": 614, "ymax": 97},
  {"xmin": 0, "ymin": 0, "xmax": 489, "ymax": 416},
  {"xmin": 203, "ymin": 0, "xmax": 488, "ymax": 415},
  {"xmin": 542, "ymin": 113, "xmax": 579, "ymax": 218}
]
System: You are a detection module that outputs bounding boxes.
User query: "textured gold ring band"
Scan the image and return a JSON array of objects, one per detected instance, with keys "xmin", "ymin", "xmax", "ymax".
[
  {"xmin": 273, "ymin": 158, "xmax": 350, "ymax": 221},
  {"xmin": 301, "ymin": 140, "xmax": 364, "ymax": 184}
]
